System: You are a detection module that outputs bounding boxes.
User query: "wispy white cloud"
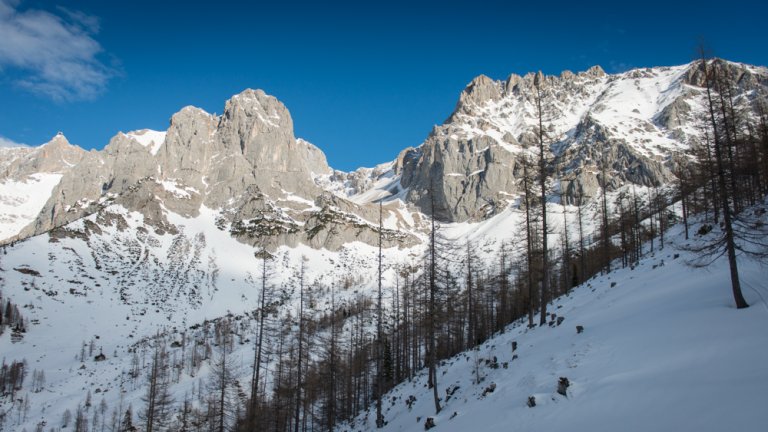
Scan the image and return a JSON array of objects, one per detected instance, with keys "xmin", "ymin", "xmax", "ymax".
[
  {"xmin": 0, "ymin": 134, "xmax": 29, "ymax": 148},
  {"xmin": 0, "ymin": 0, "xmax": 115, "ymax": 101}
]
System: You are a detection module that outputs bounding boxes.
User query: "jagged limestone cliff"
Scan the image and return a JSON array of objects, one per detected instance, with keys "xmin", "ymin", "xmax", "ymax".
[{"xmin": 3, "ymin": 60, "xmax": 767, "ymax": 246}]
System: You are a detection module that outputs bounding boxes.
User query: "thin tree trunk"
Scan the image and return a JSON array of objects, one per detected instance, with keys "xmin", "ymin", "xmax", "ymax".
[
  {"xmin": 701, "ymin": 55, "xmax": 749, "ymax": 309},
  {"xmin": 376, "ymin": 202, "xmax": 385, "ymax": 428},
  {"xmin": 601, "ymin": 160, "xmax": 610, "ymax": 273},
  {"xmin": 534, "ymin": 74, "xmax": 550, "ymax": 326},
  {"xmin": 428, "ymin": 186, "xmax": 441, "ymax": 414},
  {"xmin": 577, "ymin": 194, "xmax": 586, "ymax": 284},
  {"xmin": 250, "ymin": 252, "xmax": 270, "ymax": 427},
  {"xmin": 523, "ymin": 159, "xmax": 535, "ymax": 328},
  {"xmin": 294, "ymin": 262, "xmax": 305, "ymax": 432}
]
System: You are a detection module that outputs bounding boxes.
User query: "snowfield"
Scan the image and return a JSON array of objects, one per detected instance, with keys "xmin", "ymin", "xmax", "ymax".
[
  {"xmin": 338, "ymin": 222, "xmax": 768, "ymax": 432},
  {"xmin": 0, "ymin": 173, "xmax": 63, "ymax": 241},
  {"xmin": 124, "ymin": 130, "xmax": 167, "ymax": 156}
]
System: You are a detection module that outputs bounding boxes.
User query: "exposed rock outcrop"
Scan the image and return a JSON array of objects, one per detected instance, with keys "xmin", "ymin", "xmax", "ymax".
[
  {"xmin": 15, "ymin": 89, "xmax": 417, "ymax": 250},
  {"xmin": 394, "ymin": 60, "xmax": 766, "ymax": 222}
]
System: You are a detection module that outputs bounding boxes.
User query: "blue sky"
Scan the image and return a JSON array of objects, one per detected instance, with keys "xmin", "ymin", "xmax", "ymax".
[{"xmin": 1, "ymin": 0, "xmax": 767, "ymax": 170}]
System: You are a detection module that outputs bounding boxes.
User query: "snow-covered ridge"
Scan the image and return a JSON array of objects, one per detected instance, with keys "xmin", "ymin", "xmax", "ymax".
[
  {"xmin": 448, "ymin": 64, "xmax": 695, "ymax": 156},
  {"xmin": 313, "ymin": 161, "xmax": 404, "ymax": 204}
]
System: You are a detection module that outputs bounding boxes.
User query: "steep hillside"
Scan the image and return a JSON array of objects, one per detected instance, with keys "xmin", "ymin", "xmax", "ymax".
[
  {"xmin": 0, "ymin": 201, "xmax": 423, "ymax": 431},
  {"xmin": 338, "ymin": 222, "xmax": 768, "ymax": 432}
]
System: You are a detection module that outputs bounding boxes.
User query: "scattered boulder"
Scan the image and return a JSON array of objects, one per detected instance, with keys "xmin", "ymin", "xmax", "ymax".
[
  {"xmin": 14, "ymin": 267, "xmax": 41, "ymax": 277},
  {"xmin": 697, "ymin": 224, "xmax": 713, "ymax": 236},
  {"xmin": 424, "ymin": 417, "xmax": 436, "ymax": 430},
  {"xmin": 406, "ymin": 395, "xmax": 417, "ymax": 410},
  {"xmin": 527, "ymin": 396, "xmax": 536, "ymax": 407},
  {"xmin": 445, "ymin": 385, "xmax": 460, "ymax": 402}
]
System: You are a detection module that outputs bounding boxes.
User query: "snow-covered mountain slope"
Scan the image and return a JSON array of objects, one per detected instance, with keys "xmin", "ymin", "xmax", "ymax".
[
  {"xmin": 0, "ymin": 166, "xmax": 637, "ymax": 430},
  {"xmin": 339, "ymin": 223, "xmax": 768, "ymax": 432},
  {"xmin": 0, "ymin": 199, "xmax": 424, "ymax": 431},
  {"xmin": 0, "ymin": 172, "xmax": 62, "ymax": 241},
  {"xmin": 0, "ymin": 134, "xmax": 85, "ymax": 242},
  {"xmin": 0, "ymin": 175, "xmax": 718, "ymax": 431}
]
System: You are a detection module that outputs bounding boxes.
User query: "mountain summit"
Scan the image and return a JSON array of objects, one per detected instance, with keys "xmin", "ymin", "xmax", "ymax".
[{"xmin": 1, "ymin": 61, "xmax": 766, "ymax": 246}]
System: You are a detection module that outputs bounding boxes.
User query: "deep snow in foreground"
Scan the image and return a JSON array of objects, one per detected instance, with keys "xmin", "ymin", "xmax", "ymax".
[{"xmin": 340, "ymin": 225, "xmax": 768, "ymax": 432}]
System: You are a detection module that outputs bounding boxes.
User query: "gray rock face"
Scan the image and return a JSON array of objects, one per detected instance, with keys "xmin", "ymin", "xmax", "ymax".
[
  {"xmin": 218, "ymin": 90, "xmax": 304, "ymax": 173},
  {"xmin": 6, "ymin": 60, "xmax": 768, "ymax": 249},
  {"xmin": 395, "ymin": 60, "xmax": 767, "ymax": 222},
  {"xmin": 24, "ymin": 131, "xmax": 163, "ymax": 237},
  {"xmin": 396, "ymin": 131, "xmax": 521, "ymax": 222},
  {"xmin": 683, "ymin": 59, "xmax": 768, "ymax": 92},
  {"xmin": 558, "ymin": 116, "xmax": 673, "ymax": 202},
  {"xmin": 398, "ymin": 66, "xmax": 609, "ymax": 221},
  {"xmin": 0, "ymin": 133, "xmax": 85, "ymax": 179},
  {"xmin": 23, "ymin": 90, "xmax": 319, "ymax": 235},
  {"xmin": 17, "ymin": 89, "xmax": 416, "ymax": 251}
]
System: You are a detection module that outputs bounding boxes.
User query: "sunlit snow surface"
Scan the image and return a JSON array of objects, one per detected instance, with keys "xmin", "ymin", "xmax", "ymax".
[
  {"xmin": 2, "ymin": 196, "xmax": 766, "ymax": 431},
  {"xmin": 125, "ymin": 129, "xmax": 167, "ymax": 155},
  {"xmin": 338, "ymin": 222, "xmax": 768, "ymax": 432},
  {"xmin": 0, "ymin": 172, "xmax": 62, "ymax": 241}
]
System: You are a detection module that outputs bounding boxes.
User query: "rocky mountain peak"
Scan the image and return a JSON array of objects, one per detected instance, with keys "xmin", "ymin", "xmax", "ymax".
[
  {"xmin": 169, "ymin": 105, "xmax": 215, "ymax": 127},
  {"xmin": 682, "ymin": 58, "xmax": 768, "ymax": 91},
  {"xmin": 30, "ymin": 133, "xmax": 86, "ymax": 173},
  {"xmin": 42, "ymin": 132, "xmax": 75, "ymax": 152},
  {"xmin": 585, "ymin": 65, "xmax": 606, "ymax": 77},
  {"xmin": 222, "ymin": 89, "xmax": 293, "ymax": 134},
  {"xmin": 396, "ymin": 61, "xmax": 767, "ymax": 223},
  {"xmin": 5, "ymin": 61, "xmax": 767, "ymax": 246},
  {"xmin": 457, "ymin": 74, "xmax": 503, "ymax": 109},
  {"xmin": 504, "ymin": 73, "xmax": 524, "ymax": 91}
]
